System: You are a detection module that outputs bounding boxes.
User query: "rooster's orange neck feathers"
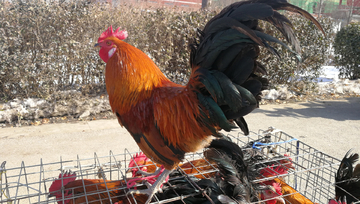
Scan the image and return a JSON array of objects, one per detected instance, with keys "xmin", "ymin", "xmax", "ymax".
[{"xmin": 105, "ymin": 37, "xmax": 171, "ymax": 115}]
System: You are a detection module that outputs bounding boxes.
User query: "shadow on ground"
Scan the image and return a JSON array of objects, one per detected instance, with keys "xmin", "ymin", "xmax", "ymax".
[{"xmin": 254, "ymin": 97, "xmax": 360, "ymax": 121}]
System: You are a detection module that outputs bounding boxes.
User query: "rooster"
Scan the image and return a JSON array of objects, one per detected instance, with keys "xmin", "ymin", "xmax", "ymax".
[
  {"xmin": 261, "ymin": 182, "xmax": 284, "ymax": 204},
  {"xmin": 126, "ymin": 152, "xmax": 163, "ymax": 188},
  {"xmin": 48, "ymin": 171, "xmax": 148, "ymax": 204},
  {"xmin": 334, "ymin": 150, "xmax": 360, "ymax": 203},
  {"xmin": 260, "ymin": 163, "xmax": 315, "ymax": 204},
  {"xmin": 259, "ymin": 164, "xmax": 289, "ymax": 204},
  {"xmin": 95, "ymin": 0, "xmax": 324, "ymax": 203},
  {"xmin": 275, "ymin": 178, "xmax": 316, "ymax": 204}
]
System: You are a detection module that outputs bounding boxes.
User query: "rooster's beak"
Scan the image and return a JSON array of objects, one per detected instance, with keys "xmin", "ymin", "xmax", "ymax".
[
  {"xmin": 94, "ymin": 43, "xmax": 100, "ymax": 47},
  {"xmin": 267, "ymin": 186, "xmax": 286, "ymax": 204},
  {"xmin": 276, "ymin": 197, "xmax": 286, "ymax": 204}
]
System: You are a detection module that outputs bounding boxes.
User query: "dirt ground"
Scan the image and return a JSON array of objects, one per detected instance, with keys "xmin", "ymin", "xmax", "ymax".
[{"xmin": 1, "ymin": 97, "xmax": 360, "ymax": 170}]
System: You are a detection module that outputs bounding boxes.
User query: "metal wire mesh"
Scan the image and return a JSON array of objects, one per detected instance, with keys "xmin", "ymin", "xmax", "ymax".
[{"xmin": 0, "ymin": 127, "xmax": 358, "ymax": 204}]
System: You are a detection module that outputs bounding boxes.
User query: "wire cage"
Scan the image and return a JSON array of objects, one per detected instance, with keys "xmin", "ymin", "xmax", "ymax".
[{"xmin": 0, "ymin": 127, "xmax": 357, "ymax": 204}]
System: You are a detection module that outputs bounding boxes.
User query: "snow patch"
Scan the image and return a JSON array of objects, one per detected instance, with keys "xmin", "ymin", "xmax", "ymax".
[
  {"xmin": 1, "ymin": 66, "xmax": 359, "ymax": 125},
  {"xmin": 263, "ymin": 66, "xmax": 360, "ymax": 100},
  {"xmin": 0, "ymin": 93, "xmax": 111, "ymax": 125}
]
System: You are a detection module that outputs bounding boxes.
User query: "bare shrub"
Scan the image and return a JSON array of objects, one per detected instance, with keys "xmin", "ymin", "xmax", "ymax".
[
  {"xmin": 0, "ymin": 0, "xmax": 335, "ymax": 102},
  {"xmin": 258, "ymin": 15, "xmax": 336, "ymax": 91}
]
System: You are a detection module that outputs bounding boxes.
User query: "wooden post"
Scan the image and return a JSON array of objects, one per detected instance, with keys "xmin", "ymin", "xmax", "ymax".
[
  {"xmin": 347, "ymin": 0, "xmax": 355, "ymax": 24},
  {"xmin": 202, "ymin": 0, "xmax": 208, "ymax": 9}
]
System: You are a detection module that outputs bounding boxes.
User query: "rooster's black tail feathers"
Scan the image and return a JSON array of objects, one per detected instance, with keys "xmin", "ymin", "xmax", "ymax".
[{"xmin": 189, "ymin": 0, "xmax": 324, "ymax": 135}]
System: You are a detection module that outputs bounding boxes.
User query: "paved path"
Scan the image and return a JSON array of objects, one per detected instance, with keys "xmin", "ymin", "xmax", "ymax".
[{"xmin": 1, "ymin": 98, "xmax": 359, "ymax": 169}]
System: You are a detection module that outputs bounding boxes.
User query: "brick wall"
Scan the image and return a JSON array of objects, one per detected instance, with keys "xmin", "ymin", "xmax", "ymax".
[{"xmin": 106, "ymin": 0, "xmax": 203, "ymax": 10}]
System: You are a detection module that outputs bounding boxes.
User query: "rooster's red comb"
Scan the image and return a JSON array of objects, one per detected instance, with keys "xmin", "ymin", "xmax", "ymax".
[
  {"xmin": 328, "ymin": 199, "xmax": 347, "ymax": 204},
  {"xmin": 128, "ymin": 152, "xmax": 150, "ymax": 168},
  {"xmin": 260, "ymin": 164, "xmax": 289, "ymax": 178},
  {"xmin": 49, "ymin": 171, "xmax": 77, "ymax": 193},
  {"xmin": 270, "ymin": 182, "xmax": 282, "ymax": 195},
  {"xmin": 98, "ymin": 26, "xmax": 128, "ymax": 43}
]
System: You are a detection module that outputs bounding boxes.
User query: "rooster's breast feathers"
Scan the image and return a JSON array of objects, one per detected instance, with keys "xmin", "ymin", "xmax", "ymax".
[{"xmin": 115, "ymin": 80, "xmax": 217, "ymax": 169}]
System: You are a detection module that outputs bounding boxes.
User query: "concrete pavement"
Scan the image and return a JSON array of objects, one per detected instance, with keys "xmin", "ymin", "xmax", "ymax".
[{"xmin": 1, "ymin": 97, "xmax": 359, "ymax": 169}]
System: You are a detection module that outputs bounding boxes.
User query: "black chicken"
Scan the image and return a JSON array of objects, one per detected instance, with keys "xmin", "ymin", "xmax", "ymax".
[{"xmin": 335, "ymin": 150, "xmax": 360, "ymax": 203}]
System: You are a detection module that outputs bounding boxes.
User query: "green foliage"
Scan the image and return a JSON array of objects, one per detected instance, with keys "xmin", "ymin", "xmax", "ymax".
[
  {"xmin": 334, "ymin": 23, "xmax": 360, "ymax": 80},
  {"xmin": 0, "ymin": 0, "xmax": 335, "ymax": 101}
]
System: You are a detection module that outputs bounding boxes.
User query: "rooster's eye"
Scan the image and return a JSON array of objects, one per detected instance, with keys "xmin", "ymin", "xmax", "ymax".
[{"xmin": 106, "ymin": 41, "xmax": 111, "ymax": 46}]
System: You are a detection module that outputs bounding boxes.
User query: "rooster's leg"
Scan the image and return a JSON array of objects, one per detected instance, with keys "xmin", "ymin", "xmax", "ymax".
[
  {"xmin": 127, "ymin": 168, "xmax": 171, "ymax": 204},
  {"xmin": 126, "ymin": 165, "xmax": 167, "ymax": 188}
]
